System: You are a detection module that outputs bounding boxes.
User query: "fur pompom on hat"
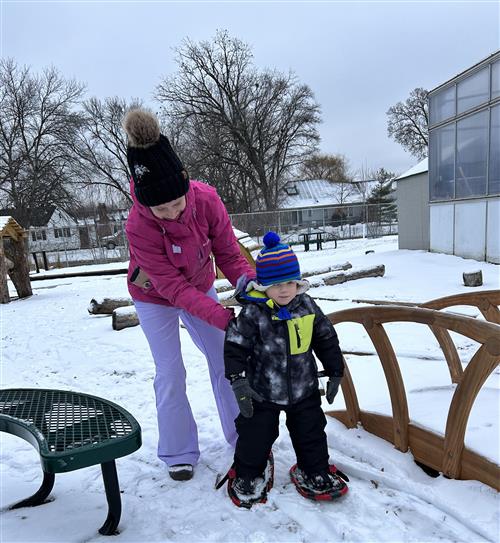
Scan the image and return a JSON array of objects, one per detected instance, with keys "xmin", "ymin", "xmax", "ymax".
[
  {"xmin": 123, "ymin": 109, "xmax": 161, "ymax": 149},
  {"xmin": 123, "ymin": 109, "xmax": 189, "ymax": 206}
]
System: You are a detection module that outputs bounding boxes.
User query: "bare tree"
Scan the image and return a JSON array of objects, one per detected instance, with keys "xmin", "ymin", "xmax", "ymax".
[
  {"xmin": 156, "ymin": 31, "xmax": 321, "ymax": 211},
  {"xmin": 70, "ymin": 96, "xmax": 143, "ymax": 204},
  {"xmin": 386, "ymin": 87, "xmax": 429, "ymax": 159},
  {"xmin": 0, "ymin": 59, "xmax": 85, "ymax": 227}
]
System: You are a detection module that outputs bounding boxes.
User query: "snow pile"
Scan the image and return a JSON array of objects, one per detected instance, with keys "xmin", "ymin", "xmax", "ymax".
[{"xmin": 1, "ymin": 236, "xmax": 499, "ymax": 542}]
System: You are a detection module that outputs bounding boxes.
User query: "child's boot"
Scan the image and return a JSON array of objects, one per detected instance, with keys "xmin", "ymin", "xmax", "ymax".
[
  {"xmin": 227, "ymin": 451, "xmax": 274, "ymax": 509},
  {"xmin": 289, "ymin": 463, "xmax": 349, "ymax": 501}
]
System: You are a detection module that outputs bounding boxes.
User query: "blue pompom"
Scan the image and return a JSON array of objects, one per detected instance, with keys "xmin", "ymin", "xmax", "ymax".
[{"xmin": 263, "ymin": 231, "xmax": 280, "ymax": 249}]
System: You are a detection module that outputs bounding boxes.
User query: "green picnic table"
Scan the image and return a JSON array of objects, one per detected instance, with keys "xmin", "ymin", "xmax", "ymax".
[{"xmin": 0, "ymin": 388, "xmax": 142, "ymax": 535}]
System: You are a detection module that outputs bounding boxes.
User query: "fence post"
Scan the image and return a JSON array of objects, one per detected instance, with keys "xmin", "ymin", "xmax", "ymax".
[{"xmin": 32, "ymin": 253, "xmax": 40, "ymax": 274}]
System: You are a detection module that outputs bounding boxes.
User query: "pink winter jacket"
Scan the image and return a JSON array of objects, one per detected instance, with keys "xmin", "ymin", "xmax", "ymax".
[{"xmin": 125, "ymin": 180, "xmax": 255, "ymax": 330}]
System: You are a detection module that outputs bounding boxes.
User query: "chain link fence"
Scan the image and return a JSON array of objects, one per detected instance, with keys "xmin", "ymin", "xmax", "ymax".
[
  {"xmin": 26, "ymin": 203, "xmax": 397, "ymax": 271},
  {"xmin": 28, "ymin": 221, "xmax": 128, "ymax": 272},
  {"xmin": 229, "ymin": 203, "xmax": 397, "ymax": 246}
]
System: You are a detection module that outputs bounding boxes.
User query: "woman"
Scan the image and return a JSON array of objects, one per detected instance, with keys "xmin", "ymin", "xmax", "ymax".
[{"xmin": 123, "ymin": 109, "xmax": 255, "ymax": 481}]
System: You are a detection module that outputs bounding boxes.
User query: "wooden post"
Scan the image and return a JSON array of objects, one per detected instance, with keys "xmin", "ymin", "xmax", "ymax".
[
  {"xmin": 0, "ymin": 217, "xmax": 32, "ymax": 300},
  {"xmin": 0, "ymin": 239, "xmax": 10, "ymax": 304},
  {"xmin": 32, "ymin": 252, "xmax": 40, "ymax": 273},
  {"xmin": 4, "ymin": 237, "xmax": 32, "ymax": 299}
]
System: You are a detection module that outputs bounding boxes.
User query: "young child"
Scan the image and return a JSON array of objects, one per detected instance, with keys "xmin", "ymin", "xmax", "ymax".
[{"xmin": 223, "ymin": 231, "xmax": 349, "ymax": 508}]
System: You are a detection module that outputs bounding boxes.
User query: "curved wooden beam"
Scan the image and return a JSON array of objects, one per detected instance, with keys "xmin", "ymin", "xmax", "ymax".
[
  {"xmin": 366, "ymin": 323, "xmax": 409, "ymax": 452},
  {"xmin": 429, "ymin": 325, "xmax": 463, "ymax": 383},
  {"xmin": 340, "ymin": 360, "xmax": 360, "ymax": 428},
  {"xmin": 422, "ymin": 289, "xmax": 500, "ymax": 311},
  {"xmin": 330, "ymin": 306, "xmax": 500, "ymax": 345},
  {"xmin": 442, "ymin": 345, "xmax": 500, "ymax": 478}
]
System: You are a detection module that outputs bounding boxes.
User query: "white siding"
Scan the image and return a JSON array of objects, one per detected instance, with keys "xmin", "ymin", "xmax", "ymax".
[
  {"xmin": 486, "ymin": 199, "xmax": 500, "ymax": 264},
  {"xmin": 430, "ymin": 204, "xmax": 454, "ymax": 254},
  {"xmin": 454, "ymin": 201, "xmax": 486, "ymax": 260}
]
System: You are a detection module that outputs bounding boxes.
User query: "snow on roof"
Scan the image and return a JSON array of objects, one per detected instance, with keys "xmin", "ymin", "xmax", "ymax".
[
  {"xmin": 0, "ymin": 215, "xmax": 25, "ymax": 239},
  {"xmin": 281, "ymin": 179, "xmax": 364, "ymax": 209},
  {"xmin": 396, "ymin": 158, "xmax": 428, "ymax": 181},
  {"xmin": 0, "ymin": 216, "xmax": 12, "ymax": 231}
]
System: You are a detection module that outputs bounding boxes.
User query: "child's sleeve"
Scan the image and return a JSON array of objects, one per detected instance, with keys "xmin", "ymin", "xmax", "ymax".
[
  {"xmin": 224, "ymin": 306, "xmax": 257, "ymax": 379},
  {"xmin": 310, "ymin": 298, "xmax": 344, "ymax": 377}
]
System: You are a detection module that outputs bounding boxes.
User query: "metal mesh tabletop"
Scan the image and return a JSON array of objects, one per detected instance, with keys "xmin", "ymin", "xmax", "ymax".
[{"xmin": 0, "ymin": 388, "xmax": 141, "ymax": 472}]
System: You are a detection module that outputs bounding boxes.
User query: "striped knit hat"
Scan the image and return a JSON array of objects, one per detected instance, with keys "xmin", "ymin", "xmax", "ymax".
[{"xmin": 255, "ymin": 232, "xmax": 301, "ymax": 287}]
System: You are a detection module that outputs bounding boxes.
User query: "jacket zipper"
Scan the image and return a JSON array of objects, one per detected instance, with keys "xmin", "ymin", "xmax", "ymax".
[
  {"xmin": 294, "ymin": 321, "xmax": 301, "ymax": 349},
  {"xmin": 285, "ymin": 321, "xmax": 293, "ymax": 404}
]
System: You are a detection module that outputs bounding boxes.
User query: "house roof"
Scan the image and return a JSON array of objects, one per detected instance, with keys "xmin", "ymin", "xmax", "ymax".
[
  {"xmin": 281, "ymin": 179, "xmax": 366, "ymax": 209},
  {"xmin": 0, "ymin": 216, "xmax": 26, "ymax": 240},
  {"xmin": 0, "ymin": 207, "xmax": 56, "ymax": 228},
  {"xmin": 396, "ymin": 158, "xmax": 429, "ymax": 181}
]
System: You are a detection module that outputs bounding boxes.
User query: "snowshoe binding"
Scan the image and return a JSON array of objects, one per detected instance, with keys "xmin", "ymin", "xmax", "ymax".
[
  {"xmin": 289, "ymin": 463, "xmax": 349, "ymax": 501},
  {"xmin": 219, "ymin": 452, "xmax": 274, "ymax": 509}
]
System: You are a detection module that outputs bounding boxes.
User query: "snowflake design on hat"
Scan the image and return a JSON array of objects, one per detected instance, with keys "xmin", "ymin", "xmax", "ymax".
[{"xmin": 134, "ymin": 164, "xmax": 150, "ymax": 179}]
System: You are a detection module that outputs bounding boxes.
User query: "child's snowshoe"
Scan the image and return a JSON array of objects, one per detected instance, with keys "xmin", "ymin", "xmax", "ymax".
[
  {"xmin": 218, "ymin": 452, "xmax": 274, "ymax": 509},
  {"xmin": 289, "ymin": 463, "xmax": 349, "ymax": 501}
]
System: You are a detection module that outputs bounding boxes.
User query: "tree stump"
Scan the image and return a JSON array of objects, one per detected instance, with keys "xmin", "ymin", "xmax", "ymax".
[
  {"xmin": 112, "ymin": 306, "xmax": 140, "ymax": 330},
  {"xmin": 463, "ymin": 270, "xmax": 483, "ymax": 287}
]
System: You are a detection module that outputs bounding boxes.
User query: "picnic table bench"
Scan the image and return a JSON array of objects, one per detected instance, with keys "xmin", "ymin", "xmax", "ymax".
[
  {"xmin": 298, "ymin": 231, "xmax": 338, "ymax": 251},
  {"xmin": 0, "ymin": 388, "xmax": 142, "ymax": 536}
]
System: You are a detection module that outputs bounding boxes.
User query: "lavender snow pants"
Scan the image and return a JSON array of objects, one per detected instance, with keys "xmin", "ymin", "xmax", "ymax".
[{"xmin": 134, "ymin": 287, "xmax": 239, "ymax": 467}]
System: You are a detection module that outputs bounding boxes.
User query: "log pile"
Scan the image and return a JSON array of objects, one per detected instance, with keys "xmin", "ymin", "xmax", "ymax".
[{"xmin": 89, "ymin": 262, "xmax": 386, "ymax": 330}]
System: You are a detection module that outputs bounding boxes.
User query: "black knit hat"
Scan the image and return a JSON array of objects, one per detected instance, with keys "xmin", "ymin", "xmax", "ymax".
[{"xmin": 123, "ymin": 109, "xmax": 189, "ymax": 206}]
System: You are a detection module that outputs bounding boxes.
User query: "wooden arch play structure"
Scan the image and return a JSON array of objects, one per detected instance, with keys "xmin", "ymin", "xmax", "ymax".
[
  {"xmin": 0, "ymin": 216, "xmax": 32, "ymax": 303},
  {"xmin": 215, "ymin": 228, "xmax": 260, "ymax": 279},
  {"xmin": 325, "ymin": 290, "xmax": 500, "ymax": 491}
]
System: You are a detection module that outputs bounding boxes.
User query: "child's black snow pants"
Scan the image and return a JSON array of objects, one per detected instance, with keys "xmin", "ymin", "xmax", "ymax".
[{"xmin": 234, "ymin": 389, "xmax": 329, "ymax": 478}]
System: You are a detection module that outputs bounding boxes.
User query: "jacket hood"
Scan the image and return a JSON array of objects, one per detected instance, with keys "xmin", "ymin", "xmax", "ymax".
[{"xmin": 236, "ymin": 288, "xmax": 307, "ymax": 321}]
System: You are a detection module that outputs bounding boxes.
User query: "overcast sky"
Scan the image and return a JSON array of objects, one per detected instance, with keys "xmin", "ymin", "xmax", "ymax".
[{"xmin": 2, "ymin": 1, "xmax": 499, "ymax": 177}]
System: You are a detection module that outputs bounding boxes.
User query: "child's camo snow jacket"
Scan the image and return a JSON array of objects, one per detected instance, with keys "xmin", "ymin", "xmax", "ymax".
[{"xmin": 224, "ymin": 289, "xmax": 344, "ymax": 405}]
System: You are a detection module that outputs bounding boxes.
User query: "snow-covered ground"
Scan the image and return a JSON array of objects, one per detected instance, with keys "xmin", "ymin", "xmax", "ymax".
[{"xmin": 1, "ymin": 236, "xmax": 499, "ymax": 542}]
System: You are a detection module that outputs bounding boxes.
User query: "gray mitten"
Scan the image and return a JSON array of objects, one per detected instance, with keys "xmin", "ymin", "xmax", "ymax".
[
  {"xmin": 326, "ymin": 376, "xmax": 342, "ymax": 404},
  {"xmin": 231, "ymin": 377, "xmax": 263, "ymax": 418},
  {"xmin": 234, "ymin": 273, "xmax": 253, "ymax": 297}
]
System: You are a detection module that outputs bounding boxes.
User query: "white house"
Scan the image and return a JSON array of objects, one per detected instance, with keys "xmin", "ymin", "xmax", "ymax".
[{"xmin": 279, "ymin": 179, "xmax": 373, "ymax": 229}]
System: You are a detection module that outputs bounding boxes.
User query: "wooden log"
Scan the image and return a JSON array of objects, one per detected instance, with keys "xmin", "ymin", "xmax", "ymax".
[
  {"xmin": 324, "ymin": 264, "xmax": 385, "ymax": 286},
  {"xmin": 112, "ymin": 306, "xmax": 140, "ymax": 330},
  {"xmin": 463, "ymin": 270, "xmax": 483, "ymax": 287},
  {"xmin": 88, "ymin": 296, "xmax": 134, "ymax": 315},
  {"xmin": 302, "ymin": 262, "xmax": 352, "ymax": 278}
]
